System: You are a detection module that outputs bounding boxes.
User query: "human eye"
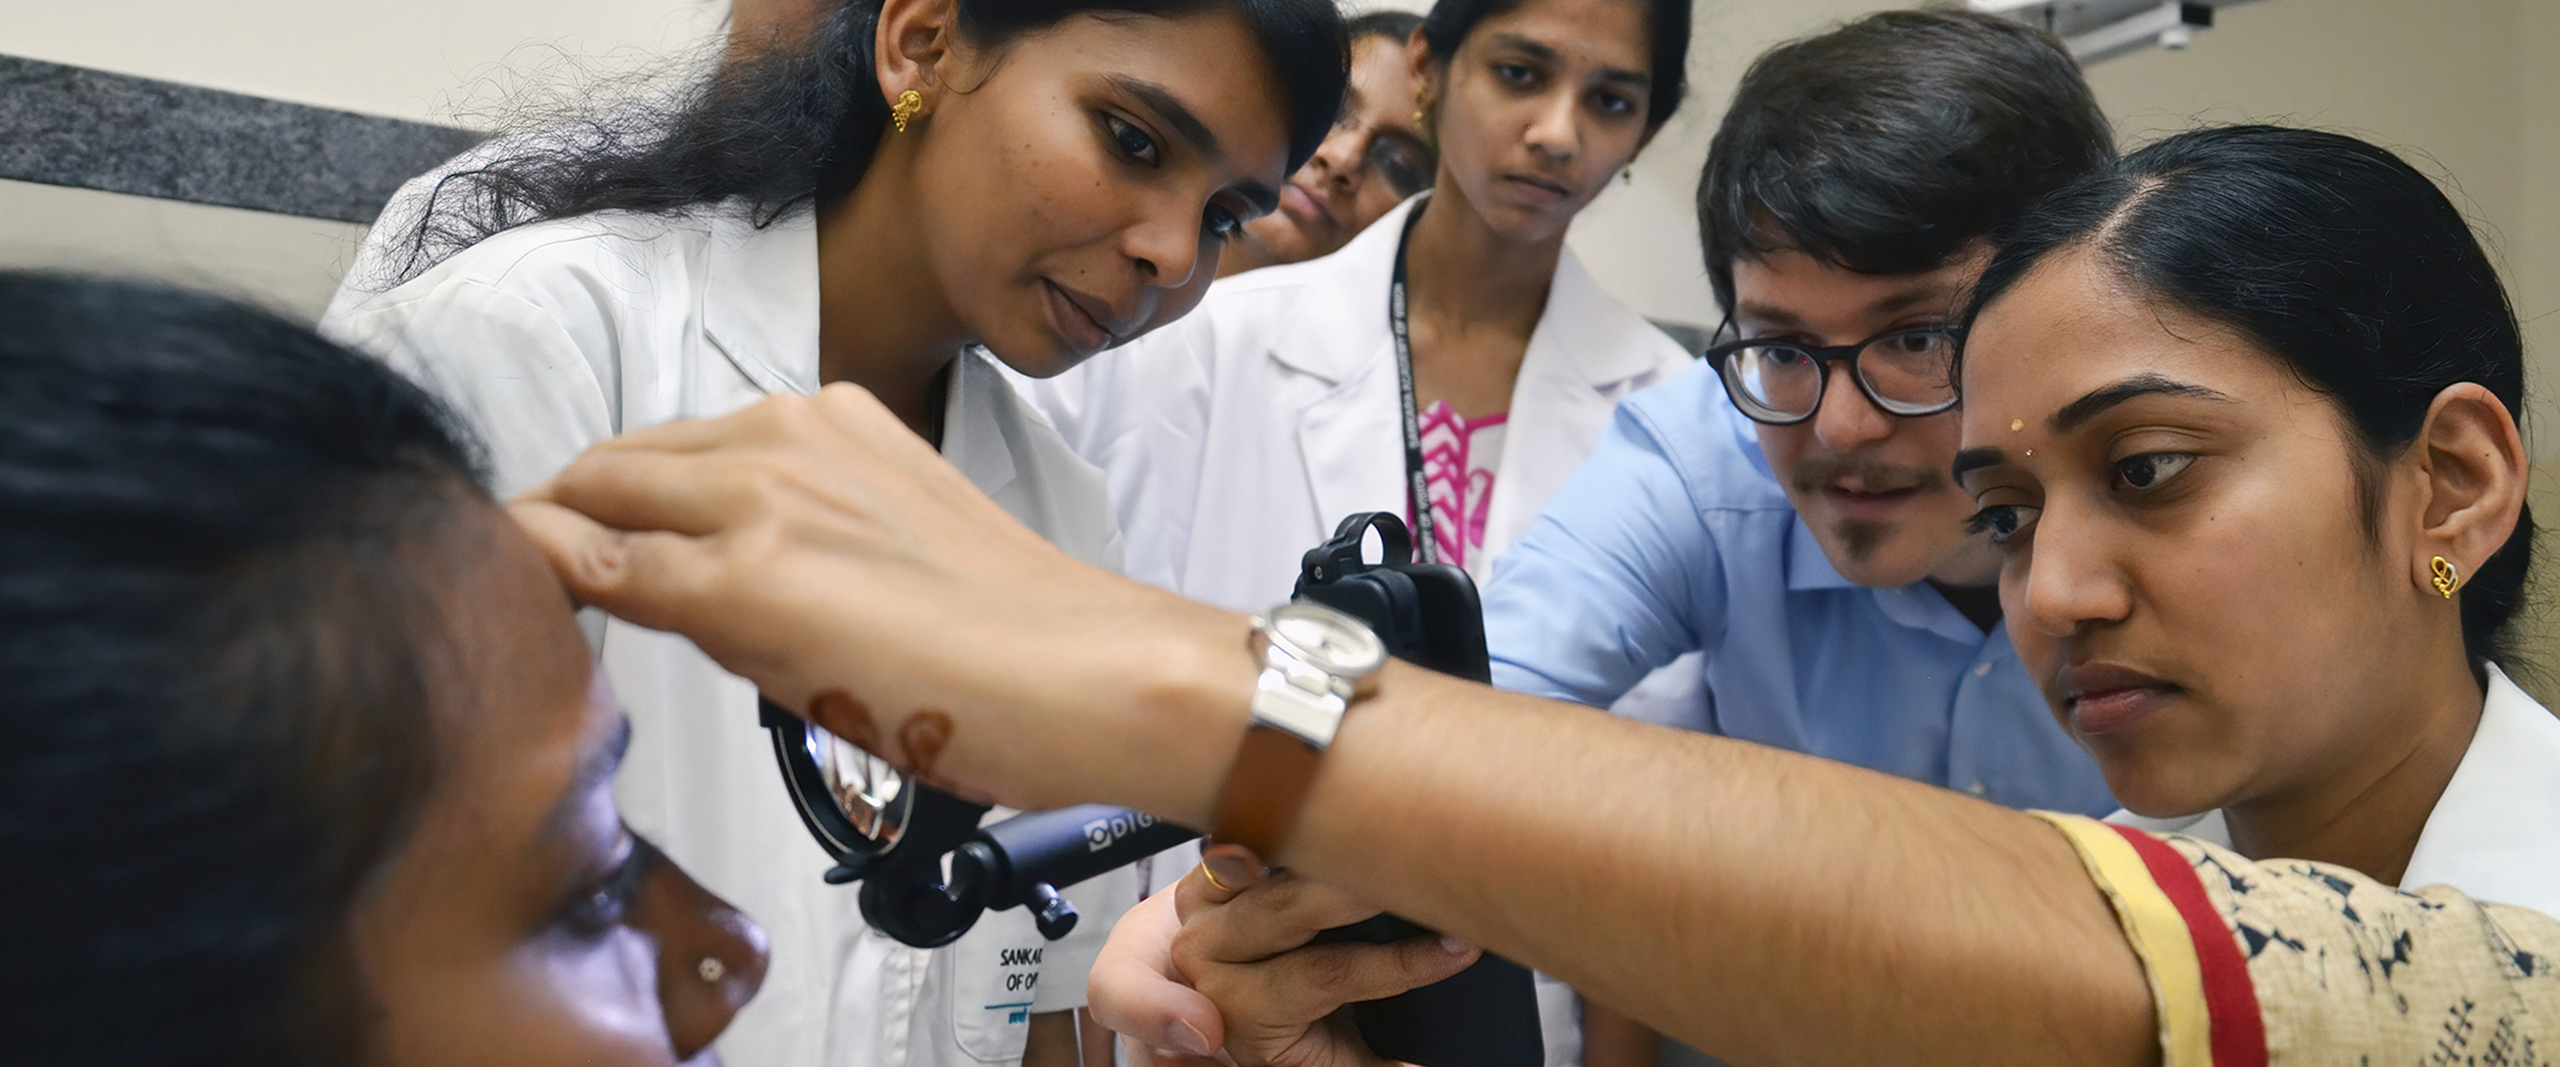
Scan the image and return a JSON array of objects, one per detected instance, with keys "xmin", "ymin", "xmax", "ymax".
[
  {"xmin": 1966, "ymin": 504, "xmax": 2040, "ymax": 547},
  {"xmin": 557, "ymin": 831, "xmax": 655, "ymax": 941},
  {"xmin": 1592, "ymin": 91, "xmax": 1637, "ymax": 116},
  {"xmin": 1101, "ymin": 114, "xmax": 1160, "ymax": 167},
  {"xmin": 1365, "ymin": 137, "xmax": 1433, "ymax": 197},
  {"xmin": 1492, "ymin": 62, "xmax": 1537, "ymax": 88},
  {"xmin": 2112, "ymin": 452, "xmax": 2196, "ymax": 492}
]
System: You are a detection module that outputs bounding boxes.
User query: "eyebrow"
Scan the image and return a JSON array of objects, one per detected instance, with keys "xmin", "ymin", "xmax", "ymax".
[
  {"xmin": 1863, "ymin": 284, "xmax": 1965, "ymax": 320},
  {"xmin": 1104, "ymin": 75, "xmax": 1278, "ymax": 216},
  {"xmin": 1109, "ymin": 75, "xmax": 1222, "ymax": 165},
  {"xmin": 1732, "ymin": 283, "xmax": 1965, "ymax": 338},
  {"xmin": 2048, "ymin": 373, "xmax": 2236, "ymax": 434},
  {"xmin": 1484, "ymin": 32, "xmax": 1650, "ymax": 88},
  {"xmin": 1951, "ymin": 447, "xmax": 2009, "ymax": 483},
  {"xmin": 540, "ymin": 714, "xmax": 632, "ymax": 844}
]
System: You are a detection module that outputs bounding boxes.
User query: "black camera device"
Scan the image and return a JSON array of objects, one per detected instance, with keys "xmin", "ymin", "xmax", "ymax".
[{"xmin": 761, "ymin": 512, "xmax": 1540, "ymax": 1067}]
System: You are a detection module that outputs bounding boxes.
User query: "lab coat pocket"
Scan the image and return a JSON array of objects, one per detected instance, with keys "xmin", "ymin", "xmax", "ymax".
[{"xmin": 948, "ymin": 908, "xmax": 1049, "ymax": 1063}]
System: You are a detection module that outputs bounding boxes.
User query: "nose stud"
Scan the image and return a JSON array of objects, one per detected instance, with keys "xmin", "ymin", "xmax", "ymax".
[{"xmin": 698, "ymin": 956, "xmax": 728, "ymax": 983}]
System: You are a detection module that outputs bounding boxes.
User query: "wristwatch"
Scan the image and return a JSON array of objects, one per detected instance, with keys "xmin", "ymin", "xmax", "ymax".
[{"xmin": 1209, "ymin": 601, "xmax": 1389, "ymax": 859}]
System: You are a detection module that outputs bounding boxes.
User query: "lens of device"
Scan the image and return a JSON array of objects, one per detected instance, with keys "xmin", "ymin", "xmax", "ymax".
[{"xmin": 807, "ymin": 723, "xmax": 913, "ymax": 848}]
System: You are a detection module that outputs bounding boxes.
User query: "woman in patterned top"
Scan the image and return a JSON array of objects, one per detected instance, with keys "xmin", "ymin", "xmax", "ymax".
[
  {"xmin": 512, "ymin": 125, "xmax": 2556, "ymax": 1067},
  {"xmin": 1082, "ymin": 125, "xmax": 2558, "ymax": 1067}
]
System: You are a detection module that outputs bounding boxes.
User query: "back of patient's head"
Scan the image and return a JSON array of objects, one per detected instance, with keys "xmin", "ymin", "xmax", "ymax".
[
  {"xmin": 0, "ymin": 273, "xmax": 484, "ymax": 1065},
  {"xmin": 1698, "ymin": 9, "xmax": 2114, "ymax": 312}
]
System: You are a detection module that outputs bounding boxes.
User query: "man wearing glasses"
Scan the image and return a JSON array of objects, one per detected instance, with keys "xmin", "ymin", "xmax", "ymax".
[
  {"xmin": 1489, "ymin": 9, "xmax": 2119, "ymax": 824},
  {"xmin": 1494, "ymin": 16, "xmax": 2123, "ymax": 1062}
]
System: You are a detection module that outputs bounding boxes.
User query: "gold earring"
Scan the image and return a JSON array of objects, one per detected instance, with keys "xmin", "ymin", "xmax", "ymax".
[
  {"xmin": 2431, "ymin": 555, "xmax": 2460, "ymax": 599},
  {"xmin": 891, "ymin": 89, "xmax": 923, "ymax": 134}
]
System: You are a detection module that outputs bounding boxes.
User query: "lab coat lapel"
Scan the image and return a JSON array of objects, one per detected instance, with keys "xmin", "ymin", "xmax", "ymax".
[
  {"xmin": 939, "ymin": 350, "xmax": 1021, "ymax": 502},
  {"xmin": 1479, "ymin": 249, "xmax": 1669, "ymax": 562},
  {"xmin": 696, "ymin": 211, "xmax": 1018, "ymax": 498},
  {"xmin": 1279, "ymin": 199, "xmax": 1416, "ymax": 540},
  {"xmin": 1296, "ymin": 358, "xmax": 1406, "ymax": 543},
  {"xmin": 699, "ymin": 210, "xmax": 824, "ymax": 398}
]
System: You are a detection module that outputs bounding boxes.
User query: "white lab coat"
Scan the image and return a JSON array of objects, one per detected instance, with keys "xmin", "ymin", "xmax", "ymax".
[
  {"xmin": 322, "ymin": 204, "xmax": 1137, "ymax": 1067},
  {"xmin": 2113, "ymin": 664, "xmax": 2560, "ymax": 915},
  {"xmin": 1015, "ymin": 196, "xmax": 1696, "ymax": 1067},
  {"xmin": 1018, "ymin": 196, "xmax": 1692, "ymax": 610}
]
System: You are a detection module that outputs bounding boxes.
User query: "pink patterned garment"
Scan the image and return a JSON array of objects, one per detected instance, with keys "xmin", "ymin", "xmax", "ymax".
[{"xmin": 1411, "ymin": 398, "xmax": 1508, "ymax": 573}]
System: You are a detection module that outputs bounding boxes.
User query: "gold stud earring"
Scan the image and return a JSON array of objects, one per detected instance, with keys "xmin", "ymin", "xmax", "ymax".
[
  {"xmin": 2431, "ymin": 555, "xmax": 2460, "ymax": 599},
  {"xmin": 891, "ymin": 89, "xmax": 923, "ymax": 134}
]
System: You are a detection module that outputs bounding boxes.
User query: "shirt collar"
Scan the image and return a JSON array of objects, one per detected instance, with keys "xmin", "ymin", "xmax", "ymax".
[
  {"xmin": 2401, "ymin": 663, "xmax": 2560, "ymax": 909},
  {"xmin": 2119, "ymin": 665, "xmax": 2560, "ymax": 913},
  {"xmin": 1785, "ymin": 514, "xmax": 1996, "ymax": 647}
]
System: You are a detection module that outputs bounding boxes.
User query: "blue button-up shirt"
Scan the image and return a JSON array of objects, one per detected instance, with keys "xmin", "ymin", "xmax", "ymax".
[{"xmin": 1483, "ymin": 360, "xmax": 2115, "ymax": 815}]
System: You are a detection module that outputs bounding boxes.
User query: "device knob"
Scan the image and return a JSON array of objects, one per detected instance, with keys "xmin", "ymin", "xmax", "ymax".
[{"xmin": 1028, "ymin": 883, "xmax": 1079, "ymax": 940}]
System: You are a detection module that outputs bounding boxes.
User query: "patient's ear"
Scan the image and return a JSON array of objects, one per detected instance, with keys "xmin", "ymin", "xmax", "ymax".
[{"xmin": 2405, "ymin": 382, "xmax": 2527, "ymax": 598}]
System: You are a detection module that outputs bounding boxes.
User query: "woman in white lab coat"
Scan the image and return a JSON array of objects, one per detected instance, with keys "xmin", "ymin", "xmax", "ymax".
[
  {"xmin": 320, "ymin": 1, "xmax": 1345, "ymax": 1066},
  {"xmin": 1016, "ymin": 0, "xmax": 1693, "ymax": 1063}
]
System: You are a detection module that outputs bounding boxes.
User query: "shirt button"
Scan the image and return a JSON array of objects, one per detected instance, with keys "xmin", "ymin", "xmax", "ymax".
[
  {"xmin": 1972, "ymin": 661, "xmax": 1994, "ymax": 678},
  {"xmin": 1966, "ymin": 781, "xmax": 1989, "ymax": 797}
]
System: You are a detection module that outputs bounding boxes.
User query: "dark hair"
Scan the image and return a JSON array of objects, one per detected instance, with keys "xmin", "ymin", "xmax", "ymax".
[
  {"xmin": 1417, "ymin": 0, "xmax": 1688, "ymax": 131},
  {"xmin": 1698, "ymin": 10, "xmax": 2114, "ymax": 313},
  {"xmin": 393, "ymin": 0, "xmax": 1346, "ymax": 279},
  {"xmin": 1963, "ymin": 125, "xmax": 2538, "ymax": 668},
  {"xmin": 0, "ymin": 273, "xmax": 488, "ymax": 1064},
  {"xmin": 1347, "ymin": 9, "xmax": 1422, "ymax": 45}
]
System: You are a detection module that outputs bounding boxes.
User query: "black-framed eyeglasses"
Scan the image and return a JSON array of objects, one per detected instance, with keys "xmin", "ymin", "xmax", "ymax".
[{"xmin": 1706, "ymin": 319, "xmax": 1964, "ymax": 426}]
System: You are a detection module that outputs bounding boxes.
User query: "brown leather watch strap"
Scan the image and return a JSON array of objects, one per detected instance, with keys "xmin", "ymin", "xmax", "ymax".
[{"xmin": 1208, "ymin": 725, "xmax": 1325, "ymax": 860}]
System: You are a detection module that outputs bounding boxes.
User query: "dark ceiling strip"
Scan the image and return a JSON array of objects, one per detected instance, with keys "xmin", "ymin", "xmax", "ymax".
[{"xmin": 0, "ymin": 54, "xmax": 481, "ymax": 224}]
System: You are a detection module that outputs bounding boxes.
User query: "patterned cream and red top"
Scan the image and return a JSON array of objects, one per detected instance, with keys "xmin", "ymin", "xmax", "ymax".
[
  {"xmin": 1410, "ymin": 398, "xmax": 1507, "ymax": 575},
  {"xmin": 2033, "ymin": 813, "xmax": 2560, "ymax": 1066}
]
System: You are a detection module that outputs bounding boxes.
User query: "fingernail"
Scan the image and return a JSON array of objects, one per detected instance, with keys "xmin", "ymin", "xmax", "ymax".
[
  {"xmin": 1439, "ymin": 935, "xmax": 1472, "ymax": 955},
  {"xmin": 1169, "ymin": 1019, "xmax": 1217, "ymax": 1058},
  {"xmin": 1202, "ymin": 852, "xmax": 1258, "ymax": 892}
]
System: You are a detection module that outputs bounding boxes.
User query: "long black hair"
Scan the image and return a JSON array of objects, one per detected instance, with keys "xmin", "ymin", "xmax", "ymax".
[
  {"xmin": 391, "ymin": 0, "xmax": 1347, "ymax": 281},
  {"xmin": 1416, "ymin": 0, "xmax": 1688, "ymax": 132},
  {"xmin": 0, "ymin": 272, "xmax": 487, "ymax": 1064},
  {"xmin": 1964, "ymin": 125, "xmax": 2537, "ymax": 669}
]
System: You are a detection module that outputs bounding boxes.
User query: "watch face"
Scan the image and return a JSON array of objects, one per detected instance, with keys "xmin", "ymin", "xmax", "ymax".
[{"xmin": 1270, "ymin": 603, "xmax": 1389, "ymax": 676}]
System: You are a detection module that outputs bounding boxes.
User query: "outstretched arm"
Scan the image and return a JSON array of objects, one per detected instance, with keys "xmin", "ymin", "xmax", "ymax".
[{"xmin": 509, "ymin": 384, "xmax": 2158, "ymax": 1066}]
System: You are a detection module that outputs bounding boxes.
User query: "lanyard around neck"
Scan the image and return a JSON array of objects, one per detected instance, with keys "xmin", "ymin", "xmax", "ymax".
[{"xmin": 1388, "ymin": 207, "xmax": 1440, "ymax": 565}]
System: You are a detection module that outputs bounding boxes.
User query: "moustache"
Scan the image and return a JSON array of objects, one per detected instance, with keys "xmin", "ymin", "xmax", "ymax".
[{"xmin": 1788, "ymin": 455, "xmax": 1948, "ymax": 496}]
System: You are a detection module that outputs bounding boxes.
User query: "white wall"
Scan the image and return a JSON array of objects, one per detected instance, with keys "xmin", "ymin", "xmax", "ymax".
[{"xmin": 0, "ymin": 0, "xmax": 727, "ymax": 318}]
